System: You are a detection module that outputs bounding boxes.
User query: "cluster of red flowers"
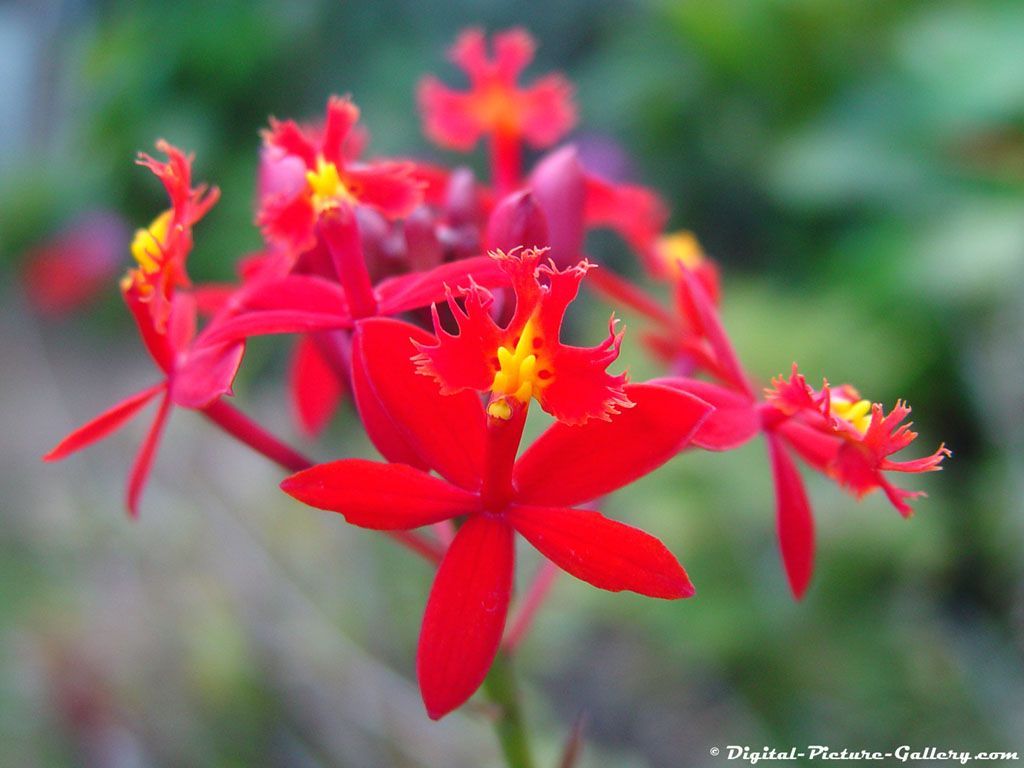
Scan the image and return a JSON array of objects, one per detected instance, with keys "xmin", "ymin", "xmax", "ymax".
[{"xmin": 46, "ymin": 28, "xmax": 949, "ymax": 720}]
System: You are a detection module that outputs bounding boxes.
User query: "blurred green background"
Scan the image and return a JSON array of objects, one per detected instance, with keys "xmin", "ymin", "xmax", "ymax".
[{"xmin": 1, "ymin": 1, "xmax": 1022, "ymax": 766}]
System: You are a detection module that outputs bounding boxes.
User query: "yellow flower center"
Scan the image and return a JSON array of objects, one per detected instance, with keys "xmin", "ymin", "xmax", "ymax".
[
  {"xmin": 122, "ymin": 209, "xmax": 173, "ymax": 295},
  {"xmin": 831, "ymin": 396, "xmax": 872, "ymax": 434},
  {"xmin": 487, "ymin": 319, "xmax": 551, "ymax": 419},
  {"xmin": 130, "ymin": 209, "xmax": 173, "ymax": 274},
  {"xmin": 655, "ymin": 231, "xmax": 704, "ymax": 276},
  {"xmin": 306, "ymin": 156, "xmax": 356, "ymax": 212}
]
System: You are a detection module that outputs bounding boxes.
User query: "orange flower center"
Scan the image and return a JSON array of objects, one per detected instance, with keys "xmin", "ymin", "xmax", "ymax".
[{"xmin": 655, "ymin": 231, "xmax": 704, "ymax": 276}]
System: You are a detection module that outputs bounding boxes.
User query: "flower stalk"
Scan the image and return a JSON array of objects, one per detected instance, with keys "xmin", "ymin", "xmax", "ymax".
[{"xmin": 483, "ymin": 651, "xmax": 535, "ymax": 768}]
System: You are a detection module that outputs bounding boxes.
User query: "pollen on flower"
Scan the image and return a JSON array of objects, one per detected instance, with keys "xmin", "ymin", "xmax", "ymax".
[
  {"xmin": 306, "ymin": 156, "xmax": 356, "ymax": 212},
  {"xmin": 487, "ymin": 318, "xmax": 552, "ymax": 419},
  {"xmin": 655, "ymin": 231, "xmax": 704, "ymax": 276}
]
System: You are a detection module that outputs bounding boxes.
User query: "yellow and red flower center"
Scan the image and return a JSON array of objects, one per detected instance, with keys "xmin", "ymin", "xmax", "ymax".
[
  {"xmin": 831, "ymin": 395, "xmax": 872, "ymax": 434},
  {"xmin": 306, "ymin": 156, "xmax": 357, "ymax": 212},
  {"xmin": 473, "ymin": 84, "xmax": 520, "ymax": 136},
  {"xmin": 121, "ymin": 209, "xmax": 173, "ymax": 294},
  {"xmin": 655, "ymin": 231, "xmax": 704, "ymax": 277},
  {"xmin": 487, "ymin": 318, "xmax": 552, "ymax": 419}
]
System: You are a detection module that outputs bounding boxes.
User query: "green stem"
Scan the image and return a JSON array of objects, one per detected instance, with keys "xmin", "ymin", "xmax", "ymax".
[{"xmin": 483, "ymin": 651, "xmax": 535, "ymax": 768}]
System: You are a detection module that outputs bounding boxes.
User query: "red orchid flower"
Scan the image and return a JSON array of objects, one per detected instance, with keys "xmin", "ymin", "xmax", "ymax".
[
  {"xmin": 414, "ymin": 247, "xmax": 630, "ymax": 425},
  {"xmin": 122, "ymin": 141, "xmax": 219, "ymax": 333},
  {"xmin": 282, "ymin": 309, "xmax": 712, "ymax": 719},
  {"xmin": 764, "ymin": 366, "xmax": 951, "ymax": 517},
  {"xmin": 419, "ymin": 27, "xmax": 576, "ymax": 192},
  {"xmin": 44, "ymin": 144, "xmax": 246, "ymax": 517},
  {"xmin": 258, "ymin": 96, "xmax": 424, "ymax": 257},
  {"xmin": 655, "ymin": 273, "xmax": 949, "ymax": 598}
]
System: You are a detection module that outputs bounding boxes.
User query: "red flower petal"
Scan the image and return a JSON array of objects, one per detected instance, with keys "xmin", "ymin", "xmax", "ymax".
[
  {"xmin": 583, "ymin": 174, "xmax": 668, "ymax": 264},
  {"xmin": 288, "ymin": 335, "xmax": 346, "ymax": 437},
  {"xmin": 519, "ymin": 74, "xmax": 576, "ymax": 148},
  {"xmin": 513, "ymin": 383, "xmax": 713, "ymax": 507},
  {"xmin": 344, "ymin": 163, "xmax": 423, "ymax": 220},
  {"xmin": 417, "ymin": 514, "xmax": 514, "ymax": 719},
  {"xmin": 413, "ymin": 279, "xmax": 504, "ymax": 396},
  {"xmin": 200, "ymin": 309, "xmax": 352, "ymax": 345},
  {"xmin": 585, "ymin": 267, "xmax": 675, "ymax": 325},
  {"xmin": 766, "ymin": 434, "xmax": 815, "ymax": 599},
  {"xmin": 677, "ymin": 269, "xmax": 753, "ymax": 397},
  {"xmin": 417, "ymin": 79, "xmax": 480, "ymax": 150},
  {"xmin": 374, "ymin": 255, "xmax": 510, "ymax": 316},
  {"xmin": 44, "ymin": 383, "xmax": 165, "ymax": 461},
  {"xmin": 775, "ymin": 419, "xmax": 840, "ymax": 474},
  {"xmin": 281, "ymin": 459, "xmax": 478, "ymax": 529},
  {"xmin": 321, "ymin": 96, "xmax": 360, "ymax": 167},
  {"xmin": 507, "ymin": 505, "xmax": 694, "ymax": 599},
  {"xmin": 171, "ymin": 339, "xmax": 245, "ymax": 409},
  {"xmin": 350, "ymin": 333, "xmax": 432, "ymax": 470},
  {"xmin": 354, "ymin": 318, "xmax": 486, "ymax": 490},
  {"xmin": 655, "ymin": 377, "xmax": 760, "ymax": 451},
  {"xmin": 126, "ymin": 392, "xmax": 172, "ymax": 519}
]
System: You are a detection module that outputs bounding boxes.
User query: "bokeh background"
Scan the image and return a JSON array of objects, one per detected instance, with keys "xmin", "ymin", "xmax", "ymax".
[{"xmin": 2, "ymin": 1, "xmax": 1022, "ymax": 766}]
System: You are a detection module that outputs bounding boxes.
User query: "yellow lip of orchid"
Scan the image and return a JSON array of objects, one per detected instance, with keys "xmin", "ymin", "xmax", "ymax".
[
  {"xmin": 306, "ymin": 156, "xmax": 357, "ymax": 212},
  {"xmin": 830, "ymin": 395, "xmax": 873, "ymax": 434},
  {"xmin": 130, "ymin": 209, "xmax": 173, "ymax": 274},
  {"xmin": 487, "ymin": 318, "xmax": 552, "ymax": 419}
]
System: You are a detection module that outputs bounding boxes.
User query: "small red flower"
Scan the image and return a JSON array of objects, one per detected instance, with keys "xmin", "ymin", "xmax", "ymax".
[
  {"xmin": 765, "ymin": 366, "xmax": 951, "ymax": 516},
  {"xmin": 123, "ymin": 141, "xmax": 219, "ymax": 333},
  {"xmin": 258, "ymin": 96, "xmax": 423, "ymax": 256},
  {"xmin": 418, "ymin": 27, "xmax": 575, "ymax": 153},
  {"xmin": 45, "ymin": 144, "xmax": 244, "ymax": 517},
  {"xmin": 414, "ymin": 248, "xmax": 630, "ymax": 425},
  {"xmin": 282, "ymin": 317, "xmax": 712, "ymax": 719}
]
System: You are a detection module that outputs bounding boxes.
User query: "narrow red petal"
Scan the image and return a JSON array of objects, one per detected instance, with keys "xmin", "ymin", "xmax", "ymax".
[
  {"xmin": 44, "ymin": 383, "xmax": 165, "ymax": 461},
  {"xmin": 281, "ymin": 459, "xmax": 478, "ymax": 529},
  {"xmin": 513, "ymin": 383, "xmax": 713, "ymax": 507},
  {"xmin": 775, "ymin": 419, "xmax": 841, "ymax": 474},
  {"xmin": 585, "ymin": 266, "xmax": 675, "ymax": 325},
  {"xmin": 375, "ymin": 255, "xmax": 510, "ymax": 316},
  {"xmin": 766, "ymin": 434, "xmax": 815, "ymax": 599},
  {"xmin": 354, "ymin": 318, "xmax": 486, "ymax": 490},
  {"xmin": 201, "ymin": 309, "xmax": 352, "ymax": 345},
  {"xmin": 126, "ymin": 393, "xmax": 173, "ymax": 518},
  {"xmin": 288, "ymin": 335, "xmax": 345, "ymax": 437},
  {"xmin": 507, "ymin": 505, "xmax": 694, "ymax": 599},
  {"xmin": 171, "ymin": 340, "xmax": 245, "ymax": 409},
  {"xmin": 655, "ymin": 377, "xmax": 760, "ymax": 451},
  {"xmin": 677, "ymin": 270, "xmax": 753, "ymax": 397},
  {"xmin": 240, "ymin": 274, "xmax": 350, "ymax": 315},
  {"xmin": 417, "ymin": 515, "xmax": 514, "ymax": 719}
]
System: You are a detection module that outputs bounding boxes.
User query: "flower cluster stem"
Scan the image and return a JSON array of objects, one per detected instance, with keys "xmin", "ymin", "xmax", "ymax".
[
  {"xmin": 483, "ymin": 651, "xmax": 535, "ymax": 768},
  {"xmin": 491, "ymin": 131, "xmax": 522, "ymax": 197},
  {"xmin": 202, "ymin": 398, "xmax": 312, "ymax": 473}
]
